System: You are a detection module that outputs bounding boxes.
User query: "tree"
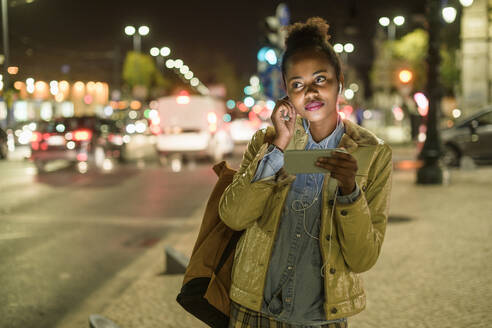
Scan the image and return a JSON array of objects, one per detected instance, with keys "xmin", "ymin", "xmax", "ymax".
[
  {"xmin": 439, "ymin": 45, "xmax": 460, "ymax": 96},
  {"xmin": 392, "ymin": 29, "xmax": 428, "ymax": 91},
  {"xmin": 370, "ymin": 28, "xmax": 459, "ymax": 96},
  {"xmin": 122, "ymin": 51, "xmax": 172, "ymax": 99}
]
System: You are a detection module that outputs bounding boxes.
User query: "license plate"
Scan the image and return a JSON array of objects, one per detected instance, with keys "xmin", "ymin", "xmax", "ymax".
[{"xmin": 48, "ymin": 135, "xmax": 66, "ymax": 146}]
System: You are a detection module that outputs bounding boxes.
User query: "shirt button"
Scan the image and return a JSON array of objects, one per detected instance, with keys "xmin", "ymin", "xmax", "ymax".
[
  {"xmin": 362, "ymin": 185, "xmax": 367, "ymax": 191},
  {"xmin": 285, "ymin": 297, "xmax": 292, "ymax": 303},
  {"xmin": 296, "ymin": 233, "xmax": 301, "ymax": 238},
  {"xmin": 330, "ymin": 268, "xmax": 336, "ymax": 274},
  {"xmin": 326, "ymin": 235, "xmax": 331, "ymax": 241},
  {"xmin": 288, "ymin": 266, "xmax": 293, "ymax": 270},
  {"xmin": 328, "ymin": 200, "xmax": 334, "ymax": 206},
  {"xmin": 340, "ymin": 210, "xmax": 348, "ymax": 216},
  {"xmin": 331, "ymin": 307, "xmax": 338, "ymax": 314}
]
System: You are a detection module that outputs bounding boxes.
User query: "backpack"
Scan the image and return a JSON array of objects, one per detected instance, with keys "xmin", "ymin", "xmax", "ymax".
[{"xmin": 176, "ymin": 161, "xmax": 242, "ymax": 328}]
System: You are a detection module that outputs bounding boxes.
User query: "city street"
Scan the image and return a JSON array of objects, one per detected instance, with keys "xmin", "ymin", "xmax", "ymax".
[
  {"xmin": 0, "ymin": 147, "xmax": 244, "ymax": 328},
  {"xmin": 1, "ymin": 144, "xmax": 491, "ymax": 328},
  {"xmin": 2, "ymin": 0, "xmax": 491, "ymax": 327}
]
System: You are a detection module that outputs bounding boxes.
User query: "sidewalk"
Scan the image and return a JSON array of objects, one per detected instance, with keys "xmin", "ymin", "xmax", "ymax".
[{"xmin": 69, "ymin": 151, "xmax": 492, "ymax": 328}]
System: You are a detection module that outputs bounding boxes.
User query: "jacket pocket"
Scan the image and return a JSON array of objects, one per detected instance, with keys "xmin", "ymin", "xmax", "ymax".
[{"xmin": 355, "ymin": 174, "xmax": 368, "ymax": 194}]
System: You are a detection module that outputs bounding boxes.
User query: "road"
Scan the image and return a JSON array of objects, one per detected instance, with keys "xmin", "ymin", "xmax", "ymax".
[{"xmin": 0, "ymin": 146, "xmax": 245, "ymax": 328}]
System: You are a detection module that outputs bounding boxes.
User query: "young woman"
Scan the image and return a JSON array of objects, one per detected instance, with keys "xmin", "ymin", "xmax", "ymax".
[{"xmin": 219, "ymin": 17, "xmax": 392, "ymax": 328}]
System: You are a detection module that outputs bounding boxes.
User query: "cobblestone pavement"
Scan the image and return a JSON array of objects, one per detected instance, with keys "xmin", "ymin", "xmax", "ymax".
[
  {"xmin": 62, "ymin": 162, "xmax": 492, "ymax": 328},
  {"xmin": 350, "ymin": 167, "xmax": 492, "ymax": 328}
]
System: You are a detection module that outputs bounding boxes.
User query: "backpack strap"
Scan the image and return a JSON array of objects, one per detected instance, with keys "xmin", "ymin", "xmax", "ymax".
[{"xmin": 214, "ymin": 231, "xmax": 242, "ymax": 275}]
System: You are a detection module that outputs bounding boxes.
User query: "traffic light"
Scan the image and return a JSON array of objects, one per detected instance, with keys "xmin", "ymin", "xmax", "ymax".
[{"xmin": 266, "ymin": 16, "xmax": 280, "ymax": 46}]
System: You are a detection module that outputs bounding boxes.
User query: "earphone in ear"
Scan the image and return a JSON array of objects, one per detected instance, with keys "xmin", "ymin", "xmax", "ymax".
[{"xmin": 338, "ymin": 83, "xmax": 343, "ymax": 95}]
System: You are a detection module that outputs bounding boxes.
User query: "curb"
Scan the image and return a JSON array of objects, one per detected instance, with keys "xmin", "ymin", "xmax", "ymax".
[{"xmin": 54, "ymin": 201, "xmax": 206, "ymax": 328}]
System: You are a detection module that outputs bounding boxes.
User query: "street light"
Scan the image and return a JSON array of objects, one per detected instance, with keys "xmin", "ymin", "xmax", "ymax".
[
  {"xmin": 124, "ymin": 25, "xmax": 150, "ymax": 53},
  {"xmin": 334, "ymin": 43, "xmax": 355, "ymax": 54},
  {"xmin": 179, "ymin": 65, "xmax": 189, "ymax": 74},
  {"xmin": 150, "ymin": 47, "xmax": 160, "ymax": 57},
  {"xmin": 417, "ymin": 0, "xmax": 443, "ymax": 185},
  {"xmin": 378, "ymin": 15, "xmax": 405, "ymax": 40},
  {"xmin": 2, "ymin": 0, "xmax": 36, "ymax": 127},
  {"xmin": 379, "ymin": 17, "xmax": 390, "ymax": 27},
  {"xmin": 190, "ymin": 78, "xmax": 199, "ymax": 87},
  {"xmin": 333, "ymin": 43, "xmax": 344, "ymax": 53},
  {"xmin": 393, "ymin": 16, "xmax": 405, "ymax": 26},
  {"xmin": 160, "ymin": 47, "xmax": 171, "ymax": 57},
  {"xmin": 417, "ymin": 0, "xmax": 471, "ymax": 184},
  {"xmin": 150, "ymin": 46, "xmax": 171, "ymax": 69},
  {"xmin": 138, "ymin": 26, "xmax": 149, "ymax": 36},
  {"xmin": 459, "ymin": 0, "xmax": 473, "ymax": 7},
  {"xmin": 165, "ymin": 59, "xmax": 175, "ymax": 68},
  {"xmin": 343, "ymin": 43, "xmax": 355, "ymax": 53},
  {"xmin": 442, "ymin": 6, "xmax": 457, "ymax": 23},
  {"xmin": 334, "ymin": 43, "xmax": 355, "ymax": 63},
  {"xmin": 124, "ymin": 26, "xmax": 136, "ymax": 36},
  {"xmin": 184, "ymin": 71, "xmax": 194, "ymax": 80}
]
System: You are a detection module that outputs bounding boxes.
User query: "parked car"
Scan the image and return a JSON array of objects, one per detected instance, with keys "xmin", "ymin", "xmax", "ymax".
[
  {"xmin": 229, "ymin": 119, "xmax": 259, "ymax": 144},
  {"xmin": 441, "ymin": 108, "xmax": 492, "ymax": 166},
  {"xmin": 30, "ymin": 116, "xmax": 125, "ymax": 172},
  {"xmin": 154, "ymin": 93, "xmax": 234, "ymax": 162},
  {"xmin": 0, "ymin": 127, "xmax": 8, "ymax": 159}
]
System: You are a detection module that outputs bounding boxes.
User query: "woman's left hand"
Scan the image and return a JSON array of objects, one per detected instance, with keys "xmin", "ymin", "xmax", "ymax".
[{"xmin": 316, "ymin": 149, "xmax": 358, "ymax": 195}]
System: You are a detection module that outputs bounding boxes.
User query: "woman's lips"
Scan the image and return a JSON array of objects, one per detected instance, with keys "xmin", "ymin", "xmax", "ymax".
[{"xmin": 305, "ymin": 101, "xmax": 324, "ymax": 111}]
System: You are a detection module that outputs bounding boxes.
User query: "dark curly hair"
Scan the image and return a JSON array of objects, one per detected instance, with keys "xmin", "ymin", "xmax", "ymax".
[{"xmin": 281, "ymin": 17, "xmax": 342, "ymax": 86}]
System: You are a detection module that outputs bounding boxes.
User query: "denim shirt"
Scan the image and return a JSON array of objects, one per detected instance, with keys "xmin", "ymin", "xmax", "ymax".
[{"xmin": 251, "ymin": 118, "xmax": 359, "ymax": 326}]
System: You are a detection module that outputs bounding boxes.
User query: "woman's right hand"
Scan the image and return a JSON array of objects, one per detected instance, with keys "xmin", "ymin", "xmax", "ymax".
[{"xmin": 271, "ymin": 97, "xmax": 297, "ymax": 151}]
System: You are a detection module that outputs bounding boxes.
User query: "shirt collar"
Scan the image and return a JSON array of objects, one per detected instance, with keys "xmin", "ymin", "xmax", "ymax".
[{"xmin": 302, "ymin": 115, "xmax": 345, "ymax": 149}]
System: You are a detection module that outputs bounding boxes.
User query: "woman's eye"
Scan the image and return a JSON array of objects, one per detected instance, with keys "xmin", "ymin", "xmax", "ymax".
[
  {"xmin": 291, "ymin": 82, "xmax": 302, "ymax": 89},
  {"xmin": 315, "ymin": 76, "xmax": 326, "ymax": 83}
]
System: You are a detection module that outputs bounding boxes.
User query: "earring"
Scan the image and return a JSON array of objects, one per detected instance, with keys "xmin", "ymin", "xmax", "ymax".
[{"xmin": 338, "ymin": 83, "xmax": 343, "ymax": 95}]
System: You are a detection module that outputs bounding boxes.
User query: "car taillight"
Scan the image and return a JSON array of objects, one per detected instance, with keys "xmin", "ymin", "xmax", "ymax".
[
  {"xmin": 73, "ymin": 129, "xmax": 92, "ymax": 142},
  {"xmin": 150, "ymin": 124, "xmax": 161, "ymax": 135},
  {"xmin": 108, "ymin": 134, "xmax": 123, "ymax": 146},
  {"xmin": 30, "ymin": 132, "xmax": 42, "ymax": 143}
]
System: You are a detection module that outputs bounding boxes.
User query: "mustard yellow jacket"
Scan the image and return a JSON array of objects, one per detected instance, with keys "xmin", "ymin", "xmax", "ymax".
[{"xmin": 218, "ymin": 117, "xmax": 392, "ymax": 321}]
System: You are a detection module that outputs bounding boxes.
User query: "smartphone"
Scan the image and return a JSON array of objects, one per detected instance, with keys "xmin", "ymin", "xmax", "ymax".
[{"xmin": 284, "ymin": 148, "xmax": 348, "ymax": 174}]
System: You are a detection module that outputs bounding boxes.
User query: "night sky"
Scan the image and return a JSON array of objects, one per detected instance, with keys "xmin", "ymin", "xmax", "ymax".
[{"xmin": 4, "ymin": 0, "xmax": 427, "ymax": 94}]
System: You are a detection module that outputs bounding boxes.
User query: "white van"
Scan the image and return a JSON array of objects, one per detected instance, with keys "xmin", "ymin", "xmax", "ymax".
[{"xmin": 154, "ymin": 93, "xmax": 234, "ymax": 162}]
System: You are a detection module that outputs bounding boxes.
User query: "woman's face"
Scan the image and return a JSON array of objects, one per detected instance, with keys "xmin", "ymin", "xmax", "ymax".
[{"xmin": 284, "ymin": 49, "xmax": 340, "ymax": 124}]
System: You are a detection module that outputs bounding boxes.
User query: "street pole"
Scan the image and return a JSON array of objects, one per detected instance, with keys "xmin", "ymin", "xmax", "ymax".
[
  {"xmin": 1, "ymin": 0, "xmax": 11, "ymax": 127},
  {"xmin": 388, "ymin": 23, "xmax": 396, "ymax": 41},
  {"xmin": 134, "ymin": 34, "xmax": 141, "ymax": 53},
  {"xmin": 417, "ymin": 0, "xmax": 443, "ymax": 184}
]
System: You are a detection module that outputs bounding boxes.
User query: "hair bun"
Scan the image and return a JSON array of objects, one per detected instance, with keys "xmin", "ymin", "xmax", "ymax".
[{"xmin": 285, "ymin": 17, "xmax": 331, "ymax": 49}]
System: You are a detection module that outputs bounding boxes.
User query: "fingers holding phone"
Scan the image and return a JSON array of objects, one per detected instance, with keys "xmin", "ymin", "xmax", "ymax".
[{"xmin": 315, "ymin": 149, "xmax": 358, "ymax": 195}]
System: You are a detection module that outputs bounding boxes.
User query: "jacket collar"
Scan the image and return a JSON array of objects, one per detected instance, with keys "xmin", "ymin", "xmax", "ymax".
[{"xmin": 286, "ymin": 115, "xmax": 381, "ymax": 153}]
